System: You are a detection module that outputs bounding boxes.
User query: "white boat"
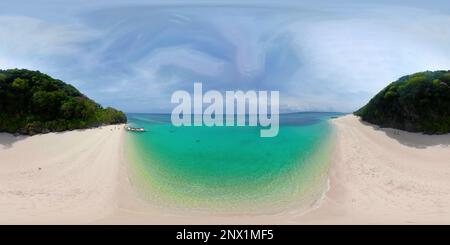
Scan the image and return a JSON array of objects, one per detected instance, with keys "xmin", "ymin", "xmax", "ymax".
[{"xmin": 125, "ymin": 126, "xmax": 145, "ymax": 132}]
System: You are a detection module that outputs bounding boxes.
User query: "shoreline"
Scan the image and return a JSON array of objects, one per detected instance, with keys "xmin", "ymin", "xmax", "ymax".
[
  {"xmin": 2, "ymin": 115, "xmax": 450, "ymax": 224},
  {"xmin": 103, "ymin": 115, "xmax": 450, "ymax": 224}
]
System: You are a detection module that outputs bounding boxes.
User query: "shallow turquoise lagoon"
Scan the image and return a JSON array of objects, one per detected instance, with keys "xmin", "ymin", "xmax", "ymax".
[{"xmin": 125, "ymin": 112, "xmax": 341, "ymax": 213}]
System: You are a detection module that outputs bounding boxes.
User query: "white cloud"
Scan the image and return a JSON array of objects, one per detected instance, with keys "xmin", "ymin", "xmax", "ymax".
[
  {"xmin": 0, "ymin": 15, "xmax": 98, "ymax": 69},
  {"xmin": 280, "ymin": 7, "xmax": 450, "ymax": 111},
  {"xmin": 136, "ymin": 46, "xmax": 226, "ymax": 77}
]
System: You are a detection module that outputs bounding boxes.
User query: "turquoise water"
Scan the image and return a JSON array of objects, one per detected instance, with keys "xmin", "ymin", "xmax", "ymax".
[{"xmin": 125, "ymin": 112, "xmax": 341, "ymax": 213}]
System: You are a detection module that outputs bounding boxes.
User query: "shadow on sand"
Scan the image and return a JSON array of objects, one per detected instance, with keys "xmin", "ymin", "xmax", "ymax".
[
  {"xmin": 0, "ymin": 133, "xmax": 27, "ymax": 149},
  {"xmin": 358, "ymin": 119, "xmax": 450, "ymax": 149},
  {"xmin": 0, "ymin": 125, "xmax": 123, "ymax": 149}
]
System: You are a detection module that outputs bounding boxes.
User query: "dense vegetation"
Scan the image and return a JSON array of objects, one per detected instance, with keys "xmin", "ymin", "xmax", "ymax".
[
  {"xmin": 355, "ymin": 70, "xmax": 450, "ymax": 134},
  {"xmin": 0, "ymin": 69, "xmax": 127, "ymax": 135}
]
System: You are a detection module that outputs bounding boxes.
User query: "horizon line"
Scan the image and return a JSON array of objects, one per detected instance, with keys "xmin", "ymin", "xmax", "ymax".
[{"xmin": 124, "ymin": 111, "xmax": 349, "ymax": 115}]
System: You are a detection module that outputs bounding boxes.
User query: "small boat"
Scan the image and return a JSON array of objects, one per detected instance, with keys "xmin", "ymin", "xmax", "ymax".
[{"xmin": 125, "ymin": 126, "xmax": 145, "ymax": 132}]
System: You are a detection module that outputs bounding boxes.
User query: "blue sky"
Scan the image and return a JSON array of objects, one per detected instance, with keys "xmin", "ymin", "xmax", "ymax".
[{"xmin": 1, "ymin": 0, "xmax": 450, "ymax": 113}]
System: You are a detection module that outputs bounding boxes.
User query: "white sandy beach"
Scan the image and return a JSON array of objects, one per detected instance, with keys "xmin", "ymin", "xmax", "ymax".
[
  {"xmin": 0, "ymin": 125, "xmax": 124, "ymax": 224},
  {"xmin": 1, "ymin": 115, "xmax": 450, "ymax": 224},
  {"xmin": 302, "ymin": 115, "xmax": 450, "ymax": 224}
]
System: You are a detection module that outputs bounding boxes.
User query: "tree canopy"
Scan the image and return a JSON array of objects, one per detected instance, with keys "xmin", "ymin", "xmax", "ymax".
[
  {"xmin": 355, "ymin": 70, "xmax": 450, "ymax": 134},
  {"xmin": 0, "ymin": 69, "xmax": 127, "ymax": 135}
]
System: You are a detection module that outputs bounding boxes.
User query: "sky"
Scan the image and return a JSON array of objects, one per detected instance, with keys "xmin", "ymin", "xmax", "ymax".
[{"xmin": 1, "ymin": 0, "xmax": 450, "ymax": 113}]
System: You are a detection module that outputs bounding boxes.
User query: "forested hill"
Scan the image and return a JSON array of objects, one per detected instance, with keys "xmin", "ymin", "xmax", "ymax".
[
  {"xmin": 0, "ymin": 69, "xmax": 127, "ymax": 135},
  {"xmin": 355, "ymin": 70, "xmax": 450, "ymax": 134}
]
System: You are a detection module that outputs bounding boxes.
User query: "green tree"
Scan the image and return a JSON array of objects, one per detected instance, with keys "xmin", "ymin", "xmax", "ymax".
[
  {"xmin": 355, "ymin": 70, "xmax": 450, "ymax": 134},
  {"xmin": 0, "ymin": 69, "xmax": 127, "ymax": 135}
]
